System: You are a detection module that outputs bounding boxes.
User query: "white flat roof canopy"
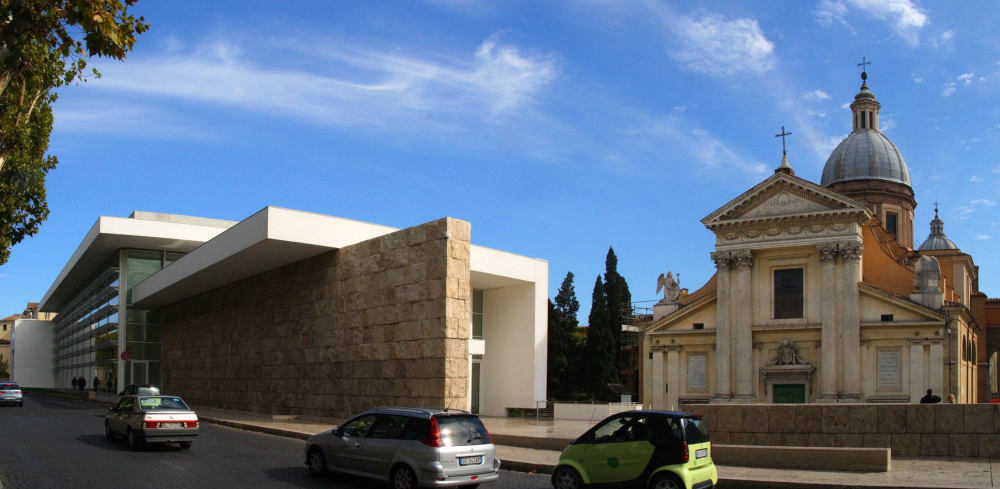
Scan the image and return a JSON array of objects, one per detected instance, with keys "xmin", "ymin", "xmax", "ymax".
[
  {"xmin": 132, "ymin": 207, "xmax": 546, "ymax": 307},
  {"xmin": 39, "ymin": 213, "xmax": 234, "ymax": 312}
]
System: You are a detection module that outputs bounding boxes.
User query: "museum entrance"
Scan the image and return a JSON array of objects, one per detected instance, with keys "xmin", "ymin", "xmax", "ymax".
[{"xmin": 772, "ymin": 384, "xmax": 806, "ymax": 403}]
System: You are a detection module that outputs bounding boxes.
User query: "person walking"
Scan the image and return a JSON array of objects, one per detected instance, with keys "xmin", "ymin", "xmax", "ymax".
[
  {"xmin": 78, "ymin": 376, "xmax": 86, "ymax": 391},
  {"xmin": 71, "ymin": 376, "xmax": 78, "ymax": 390},
  {"xmin": 93, "ymin": 376, "xmax": 100, "ymax": 392},
  {"xmin": 920, "ymin": 389, "xmax": 941, "ymax": 403}
]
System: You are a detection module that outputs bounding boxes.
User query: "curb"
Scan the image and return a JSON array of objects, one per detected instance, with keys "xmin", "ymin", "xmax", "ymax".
[{"xmin": 199, "ymin": 416, "xmax": 310, "ymax": 440}]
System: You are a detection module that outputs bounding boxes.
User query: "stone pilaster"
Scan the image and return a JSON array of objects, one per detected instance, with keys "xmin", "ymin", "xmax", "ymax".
[
  {"xmin": 710, "ymin": 251, "xmax": 732, "ymax": 403},
  {"xmin": 652, "ymin": 349, "xmax": 665, "ymax": 410},
  {"xmin": 840, "ymin": 242, "xmax": 863, "ymax": 402},
  {"xmin": 732, "ymin": 249, "xmax": 755, "ymax": 403},
  {"xmin": 666, "ymin": 347, "xmax": 681, "ymax": 411},
  {"xmin": 909, "ymin": 341, "xmax": 925, "ymax": 403},
  {"xmin": 929, "ymin": 342, "xmax": 944, "ymax": 399},
  {"xmin": 817, "ymin": 243, "xmax": 839, "ymax": 402}
]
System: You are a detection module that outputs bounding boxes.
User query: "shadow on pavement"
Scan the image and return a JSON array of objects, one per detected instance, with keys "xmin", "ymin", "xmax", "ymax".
[
  {"xmin": 262, "ymin": 467, "xmax": 380, "ymax": 489},
  {"xmin": 76, "ymin": 434, "xmax": 133, "ymax": 452}
]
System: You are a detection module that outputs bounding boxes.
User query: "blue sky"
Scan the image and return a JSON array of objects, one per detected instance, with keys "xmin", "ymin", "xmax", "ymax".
[{"xmin": 1, "ymin": 0, "xmax": 998, "ymax": 321}]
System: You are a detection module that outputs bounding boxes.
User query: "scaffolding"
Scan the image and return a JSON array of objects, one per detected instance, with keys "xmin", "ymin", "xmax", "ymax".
[{"xmin": 619, "ymin": 302, "xmax": 654, "ymax": 400}]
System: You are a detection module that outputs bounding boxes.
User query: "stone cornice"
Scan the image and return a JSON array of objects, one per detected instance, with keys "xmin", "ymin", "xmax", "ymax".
[
  {"xmin": 702, "ymin": 172, "xmax": 870, "ymax": 226},
  {"xmin": 706, "ymin": 208, "xmax": 869, "ymax": 232}
]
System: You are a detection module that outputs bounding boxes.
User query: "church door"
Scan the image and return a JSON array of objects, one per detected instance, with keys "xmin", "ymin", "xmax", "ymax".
[{"xmin": 772, "ymin": 384, "xmax": 806, "ymax": 404}]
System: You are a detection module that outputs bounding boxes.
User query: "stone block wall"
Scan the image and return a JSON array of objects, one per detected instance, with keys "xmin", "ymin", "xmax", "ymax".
[
  {"xmin": 688, "ymin": 404, "xmax": 1000, "ymax": 457},
  {"xmin": 160, "ymin": 217, "xmax": 472, "ymax": 417}
]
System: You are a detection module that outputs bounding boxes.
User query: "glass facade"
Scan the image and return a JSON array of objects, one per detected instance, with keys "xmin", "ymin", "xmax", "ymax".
[
  {"xmin": 53, "ymin": 249, "xmax": 184, "ymax": 394},
  {"xmin": 472, "ymin": 290, "xmax": 483, "ymax": 340}
]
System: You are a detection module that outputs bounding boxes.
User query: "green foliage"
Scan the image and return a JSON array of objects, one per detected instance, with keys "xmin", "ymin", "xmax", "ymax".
[
  {"xmin": 585, "ymin": 274, "xmax": 617, "ymax": 400},
  {"xmin": 0, "ymin": 0, "xmax": 149, "ymax": 265},
  {"xmin": 548, "ymin": 272, "xmax": 584, "ymax": 399},
  {"xmin": 603, "ymin": 247, "xmax": 633, "ymax": 392},
  {"xmin": 0, "ymin": 353, "xmax": 8, "ymax": 378}
]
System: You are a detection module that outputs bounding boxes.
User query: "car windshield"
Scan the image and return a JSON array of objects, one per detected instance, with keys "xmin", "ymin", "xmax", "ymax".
[
  {"xmin": 0, "ymin": 383, "xmax": 18, "ymax": 390},
  {"xmin": 683, "ymin": 418, "xmax": 710, "ymax": 444},
  {"xmin": 438, "ymin": 415, "xmax": 491, "ymax": 447},
  {"xmin": 138, "ymin": 397, "xmax": 189, "ymax": 410}
]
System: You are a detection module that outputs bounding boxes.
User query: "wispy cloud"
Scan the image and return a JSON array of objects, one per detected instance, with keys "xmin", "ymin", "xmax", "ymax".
[
  {"xmin": 89, "ymin": 35, "xmax": 558, "ymax": 131},
  {"xmin": 651, "ymin": 8, "xmax": 775, "ymax": 77},
  {"xmin": 976, "ymin": 234, "xmax": 992, "ymax": 240},
  {"xmin": 814, "ymin": 0, "xmax": 928, "ymax": 46},
  {"xmin": 971, "ymin": 198, "xmax": 996, "ymax": 206},
  {"xmin": 803, "ymin": 90, "xmax": 831, "ymax": 101},
  {"xmin": 942, "ymin": 83, "xmax": 956, "ymax": 97},
  {"xmin": 970, "ymin": 175, "xmax": 982, "ymax": 182}
]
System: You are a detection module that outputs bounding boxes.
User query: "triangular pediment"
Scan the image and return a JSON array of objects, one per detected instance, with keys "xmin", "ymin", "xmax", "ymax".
[{"xmin": 702, "ymin": 172, "xmax": 870, "ymax": 228}]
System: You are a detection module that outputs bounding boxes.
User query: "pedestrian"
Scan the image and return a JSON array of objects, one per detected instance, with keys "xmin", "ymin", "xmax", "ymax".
[
  {"xmin": 79, "ymin": 376, "xmax": 86, "ymax": 390},
  {"xmin": 919, "ymin": 388, "xmax": 941, "ymax": 403},
  {"xmin": 93, "ymin": 376, "xmax": 100, "ymax": 392},
  {"xmin": 71, "ymin": 376, "xmax": 78, "ymax": 390}
]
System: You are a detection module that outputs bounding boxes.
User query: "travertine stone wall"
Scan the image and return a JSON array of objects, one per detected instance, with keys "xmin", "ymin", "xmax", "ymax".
[
  {"xmin": 689, "ymin": 404, "xmax": 1000, "ymax": 458},
  {"xmin": 160, "ymin": 218, "xmax": 472, "ymax": 417}
]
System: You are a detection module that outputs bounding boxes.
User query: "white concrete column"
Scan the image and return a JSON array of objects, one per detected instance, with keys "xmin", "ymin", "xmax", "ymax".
[
  {"xmin": 732, "ymin": 249, "xmax": 755, "ymax": 402},
  {"xmin": 666, "ymin": 348, "xmax": 680, "ymax": 410},
  {"xmin": 909, "ymin": 342, "xmax": 926, "ymax": 403},
  {"xmin": 840, "ymin": 242, "xmax": 863, "ymax": 401},
  {"xmin": 652, "ymin": 349, "xmax": 665, "ymax": 410},
  {"xmin": 817, "ymin": 243, "xmax": 839, "ymax": 402},
  {"xmin": 710, "ymin": 251, "xmax": 732, "ymax": 403},
  {"xmin": 929, "ymin": 342, "xmax": 944, "ymax": 398}
]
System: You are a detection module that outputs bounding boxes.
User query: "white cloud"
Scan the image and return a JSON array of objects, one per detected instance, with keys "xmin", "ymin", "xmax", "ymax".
[
  {"xmin": 971, "ymin": 198, "xmax": 996, "ymax": 206},
  {"xmin": 941, "ymin": 30, "xmax": 953, "ymax": 40},
  {"xmin": 942, "ymin": 84, "xmax": 956, "ymax": 97},
  {"xmin": 959, "ymin": 73, "xmax": 976, "ymax": 86},
  {"xmin": 976, "ymin": 234, "xmax": 992, "ymax": 240},
  {"xmin": 970, "ymin": 175, "xmax": 982, "ymax": 182},
  {"xmin": 880, "ymin": 118, "xmax": 897, "ymax": 132},
  {"xmin": 89, "ymin": 36, "xmax": 558, "ymax": 130},
  {"xmin": 803, "ymin": 90, "xmax": 831, "ymax": 101},
  {"xmin": 814, "ymin": 0, "xmax": 928, "ymax": 45},
  {"xmin": 668, "ymin": 13, "xmax": 775, "ymax": 77},
  {"xmin": 912, "ymin": 75, "xmax": 923, "ymax": 83}
]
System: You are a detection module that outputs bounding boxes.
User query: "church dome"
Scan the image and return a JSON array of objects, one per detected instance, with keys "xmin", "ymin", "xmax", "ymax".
[
  {"xmin": 918, "ymin": 206, "xmax": 958, "ymax": 251},
  {"xmin": 820, "ymin": 130, "xmax": 911, "ymax": 187}
]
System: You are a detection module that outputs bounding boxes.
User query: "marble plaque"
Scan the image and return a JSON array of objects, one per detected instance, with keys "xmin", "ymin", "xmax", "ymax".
[
  {"xmin": 688, "ymin": 354, "xmax": 707, "ymax": 391},
  {"xmin": 878, "ymin": 349, "xmax": 900, "ymax": 389}
]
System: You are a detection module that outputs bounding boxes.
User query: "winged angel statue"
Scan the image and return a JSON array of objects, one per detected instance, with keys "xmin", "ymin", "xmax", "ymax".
[{"xmin": 656, "ymin": 271, "xmax": 680, "ymax": 303}]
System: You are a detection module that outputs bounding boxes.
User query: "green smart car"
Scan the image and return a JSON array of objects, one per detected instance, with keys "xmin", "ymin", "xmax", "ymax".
[{"xmin": 552, "ymin": 411, "xmax": 716, "ymax": 489}]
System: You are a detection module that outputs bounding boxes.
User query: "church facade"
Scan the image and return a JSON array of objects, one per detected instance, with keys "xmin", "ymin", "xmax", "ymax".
[{"xmin": 641, "ymin": 72, "xmax": 987, "ymax": 407}]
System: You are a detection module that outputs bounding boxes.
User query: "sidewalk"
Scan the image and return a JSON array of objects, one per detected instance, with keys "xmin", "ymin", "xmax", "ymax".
[{"xmin": 83, "ymin": 391, "xmax": 995, "ymax": 488}]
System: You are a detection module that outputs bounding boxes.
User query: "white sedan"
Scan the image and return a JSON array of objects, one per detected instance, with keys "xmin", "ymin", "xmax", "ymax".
[{"xmin": 105, "ymin": 395, "xmax": 199, "ymax": 450}]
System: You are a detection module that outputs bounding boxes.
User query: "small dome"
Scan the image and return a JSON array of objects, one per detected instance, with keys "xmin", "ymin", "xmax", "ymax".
[
  {"xmin": 821, "ymin": 130, "xmax": 911, "ymax": 187},
  {"xmin": 918, "ymin": 207, "xmax": 958, "ymax": 251}
]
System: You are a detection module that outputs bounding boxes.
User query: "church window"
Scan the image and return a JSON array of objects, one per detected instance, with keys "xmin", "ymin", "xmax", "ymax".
[
  {"xmin": 880, "ymin": 314, "xmax": 893, "ymax": 322},
  {"xmin": 885, "ymin": 212, "xmax": 898, "ymax": 237},
  {"xmin": 693, "ymin": 323, "xmax": 704, "ymax": 330},
  {"xmin": 773, "ymin": 268, "xmax": 804, "ymax": 319},
  {"xmin": 869, "ymin": 111, "xmax": 874, "ymax": 129},
  {"xmin": 861, "ymin": 111, "xmax": 867, "ymax": 129}
]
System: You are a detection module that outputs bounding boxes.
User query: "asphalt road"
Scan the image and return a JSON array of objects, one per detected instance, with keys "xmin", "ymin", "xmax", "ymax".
[{"xmin": 0, "ymin": 394, "xmax": 552, "ymax": 489}]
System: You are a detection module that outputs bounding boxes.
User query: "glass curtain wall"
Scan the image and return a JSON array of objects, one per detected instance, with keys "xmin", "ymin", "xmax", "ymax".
[
  {"xmin": 121, "ymin": 250, "xmax": 183, "ymax": 390},
  {"xmin": 53, "ymin": 256, "xmax": 119, "ymax": 392}
]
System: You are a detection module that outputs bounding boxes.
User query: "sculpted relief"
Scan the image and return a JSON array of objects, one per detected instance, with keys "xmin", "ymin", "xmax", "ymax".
[{"xmin": 741, "ymin": 192, "xmax": 828, "ymax": 219}]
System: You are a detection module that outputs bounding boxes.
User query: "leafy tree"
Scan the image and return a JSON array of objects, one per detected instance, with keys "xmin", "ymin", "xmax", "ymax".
[
  {"xmin": 585, "ymin": 275, "xmax": 616, "ymax": 400},
  {"xmin": 0, "ymin": 353, "xmax": 8, "ymax": 378},
  {"xmin": 603, "ymin": 247, "xmax": 633, "ymax": 391},
  {"xmin": 0, "ymin": 1, "xmax": 149, "ymax": 264},
  {"xmin": 548, "ymin": 272, "xmax": 582, "ymax": 399}
]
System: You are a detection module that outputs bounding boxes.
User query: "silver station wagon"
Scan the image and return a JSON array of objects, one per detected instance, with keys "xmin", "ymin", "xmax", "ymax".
[
  {"xmin": 0, "ymin": 382, "xmax": 22, "ymax": 407},
  {"xmin": 105, "ymin": 395, "xmax": 199, "ymax": 450},
  {"xmin": 305, "ymin": 406, "xmax": 500, "ymax": 489}
]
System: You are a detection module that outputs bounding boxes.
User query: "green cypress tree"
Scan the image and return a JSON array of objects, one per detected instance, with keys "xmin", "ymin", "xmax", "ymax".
[
  {"xmin": 550, "ymin": 272, "xmax": 581, "ymax": 397},
  {"xmin": 603, "ymin": 247, "xmax": 633, "ymax": 391},
  {"xmin": 586, "ymin": 275, "xmax": 616, "ymax": 400}
]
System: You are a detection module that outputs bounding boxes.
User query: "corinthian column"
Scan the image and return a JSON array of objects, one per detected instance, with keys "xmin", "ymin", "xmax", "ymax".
[
  {"xmin": 817, "ymin": 243, "xmax": 839, "ymax": 402},
  {"xmin": 840, "ymin": 241, "xmax": 863, "ymax": 401},
  {"xmin": 732, "ymin": 249, "xmax": 755, "ymax": 402},
  {"xmin": 710, "ymin": 251, "xmax": 732, "ymax": 403}
]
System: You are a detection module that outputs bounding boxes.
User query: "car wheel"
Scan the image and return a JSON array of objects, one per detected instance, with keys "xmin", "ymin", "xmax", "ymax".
[
  {"xmin": 127, "ymin": 428, "xmax": 142, "ymax": 450},
  {"xmin": 179, "ymin": 441, "xmax": 192, "ymax": 450},
  {"xmin": 552, "ymin": 466, "xmax": 584, "ymax": 489},
  {"xmin": 391, "ymin": 464, "xmax": 417, "ymax": 489},
  {"xmin": 306, "ymin": 447, "xmax": 327, "ymax": 477},
  {"xmin": 648, "ymin": 472, "xmax": 683, "ymax": 489},
  {"xmin": 105, "ymin": 422, "xmax": 115, "ymax": 441}
]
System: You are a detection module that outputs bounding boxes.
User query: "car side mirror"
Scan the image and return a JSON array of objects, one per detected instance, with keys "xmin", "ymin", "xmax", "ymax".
[{"xmin": 333, "ymin": 427, "xmax": 342, "ymax": 437}]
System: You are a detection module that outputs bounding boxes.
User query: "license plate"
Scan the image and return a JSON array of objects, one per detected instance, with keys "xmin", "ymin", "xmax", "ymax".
[
  {"xmin": 160, "ymin": 423, "xmax": 184, "ymax": 429},
  {"xmin": 459, "ymin": 456, "xmax": 483, "ymax": 466},
  {"xmin": 695, "ymin": 448, "xmax": 708, "ymax": 459}
]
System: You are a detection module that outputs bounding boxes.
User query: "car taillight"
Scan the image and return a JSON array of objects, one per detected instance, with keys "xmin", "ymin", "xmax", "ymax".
[
  {"xmin": 144, "ymin": 420, "xmax": 159, "ymax": 429},
  {"xmin": 13, "ymin": 391, "xmax": 20, "ymax": 394},
  {"xmin": 421, "ymin": 416, "xmax": 442, "ymax": 447},
  {"xmin": 185, "ymin": 421, "xmax": 198, "ymax": 428},
  {"xmin": 682, "ymin": 441, "xmax": 689, "ymax": 462}
]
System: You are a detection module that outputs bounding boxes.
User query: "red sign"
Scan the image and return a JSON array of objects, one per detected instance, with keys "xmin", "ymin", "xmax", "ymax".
[{"xmin": 120, "ymin": 351, "xmax": 130, "ymax": 361}]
